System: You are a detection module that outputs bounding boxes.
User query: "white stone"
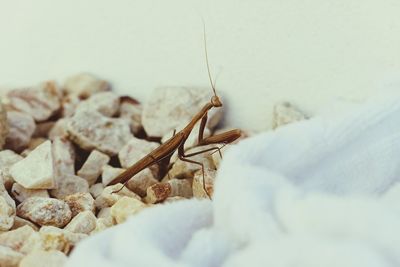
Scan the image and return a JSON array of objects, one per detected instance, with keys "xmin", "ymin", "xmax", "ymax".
[
  {"xmin": 77, "ymin": 150, "xmax": 110, "ymax": 185},
  {"xmin": 11, "ymin": 216, "xmax": 39, "ymax": 231},
  {"xmin": 0, "ymin": 150, "xmax": 23, "ymax": 189},
  {"xmin": 0, "ymin": 225, "xmax": 36, "ymax": 252},
  {"xmin": 7, "ymin": 81, "xmax": 62, "ymax": 122},
  {"xmin": 61, "ymin": 94, "xmax": 80, "ymax": 117},
  {"xmin": 64, "ymin": 211, "xmax": 96, "ymax": 234},
  {"xmin": 144, "ymin": 183, "xmax": 171, "ymax": 204},
  {"xmin": 10, "ymin": 140, "xmax": 55, "ymax": 189},
  {"xmin": 167, "ymin": 178, "xmax": 193, "ymax": 198},
  {"xmin": 67, "ymin": 110, "xmax": 133, "ymax": 156},
  {"xmin": 11, "ymin": 183, "xmax": 49, "ymax": 203},
  {"xmin": 0, "ymin": 245, "xmax": 23, "ymax": 267},
  {"xmin": 95, "ymin": 183, "xmax": 141, "ymax": 209},
  {"xmin": 5, "ymin": 111, "xmax": 35, "ymax": 152},
  {"xmin": 142, "ymin": 87, "xmax": 223, "ymax": 137},
  {"xmin": 64, "ymin": 192, "xmax": 95, "ymax": 218},
  {"xmin": 125, "ymin": 168, "xmax": 158, "ymax": 197},
  {"xmin": 119, "ymin": 96, "xmax": 143, "ymax": 135},
  {"xmin": 89, "ymin": 183, "xmax": 104, "ymax": 199},
  {"xmin": 101, "ymin": 165, "xmax": 125, "ymax": 186},
  {"xmin": 63, "ymin": 73, "xmax": 110, "ymax": 99},
  {"xmin": 76, "ymin": 91, "xmax": 120, "ymax": 117},
  {"xmin": 17, "ymin": 197, "xmax": 72, "ymax": 227},
  {"xmin": 52, "ymin": 137, "xmax": 75, "ymax": 181},
  {"xmin": 48, "ymin": 118, "xmax": 69, "ymax": 140},
  {"xmin": 19, "ymin": 250, "xmax": 67, "ymax": 267},
  {"xmin": 110, "ymin": 196, "xmax": 147, "ymax": 224},
  {"xmin": 118, "ymin": 137, "xmax": 159, "ymax": 177},
  {"xmin": 49, "ymin": 175, "xmax": 89, "ymax": 199}
]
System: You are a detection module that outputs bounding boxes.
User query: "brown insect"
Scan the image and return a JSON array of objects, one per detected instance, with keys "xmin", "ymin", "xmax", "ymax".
[{"xmin": 108, "ymin": 27, "xmax": 241, "ymax": 198}]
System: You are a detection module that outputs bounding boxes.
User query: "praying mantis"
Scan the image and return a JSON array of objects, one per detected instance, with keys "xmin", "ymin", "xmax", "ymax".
[{"xmin": 108, "ymin": 27, "xmax": 241, "ymax": 198}]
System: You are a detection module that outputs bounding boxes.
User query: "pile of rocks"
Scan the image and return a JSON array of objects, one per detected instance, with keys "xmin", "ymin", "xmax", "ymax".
[{"xmin": 0, "ymin": 73, "xmax": 244, "ymax": 266}]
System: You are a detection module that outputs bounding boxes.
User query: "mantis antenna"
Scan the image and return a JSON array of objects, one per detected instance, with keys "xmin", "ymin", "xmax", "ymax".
[{"xmin": 203, "ymin": 22, "xmax": 217, "ymax": 97}]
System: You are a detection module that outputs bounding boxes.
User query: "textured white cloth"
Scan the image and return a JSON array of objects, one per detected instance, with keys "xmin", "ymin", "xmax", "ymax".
[{"xmin": 67, "ymin": 96, "xmax": 400, "ymax": 267}]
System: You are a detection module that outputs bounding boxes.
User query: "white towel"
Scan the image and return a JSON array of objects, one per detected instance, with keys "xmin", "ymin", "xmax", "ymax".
[{"xmin": 67, "ymin": 96, "xmax": 400, "ymax": 267}]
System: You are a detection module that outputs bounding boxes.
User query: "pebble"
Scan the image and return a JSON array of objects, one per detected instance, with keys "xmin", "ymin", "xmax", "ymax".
[
  {"xmin": 110, "ymin": 196, "xmax": 147, "ymax": 224},
  {"xmin": 11, "ymin": 183, "xmax": 49, "ymax": 203},
  {"xmin": 144, "ymin": 183, "xmax": 172, "ymax": 204},
  {"xmin": 76, "ymin": 91, "xmax": 120, "ymax": 117},
  {"xmin": 67, "ymin": 110, "xmax": 133, "ymax": 156},
  {"xmin": 0, "ymin": 245, "xmax": 23, "ymax": 267},
  {"xmin": 142, "ymin": 87, "xmax": 223, "ymax": 137},
  {"xmin": 64, "ymin": 211, "xmax": 96, "ymax": 234},
  {"xmin": 19, "ymin": 250, "xmax": 67, "ymax": 267},
  {"xmin": 64, "ymin": 192, "xmax": 95, "ymax": 218},
  {"xmin": 63, "ymin": 73, "xmax": 110, "ymax": 99},
  {"xmin": 5, "ymin": 111, "xmax": 36, "ymax": 152},
  {"xmin": 10, "ymin": 140, "xmax": 55, "ymax": 189},
  {"xmin": 119, "ymin": 96, "xmax": 143, "ymax": 135},
  {"xmin": 95, "ymin": 184, "xmax": 141, "ymax": 209},
  {"xmin": 17, "ymin": 197, "xmax": 72, "ymax": 227},
  {"xmin": 77, "ymin": 150, "xmax": 110, "ymax": 185},
  {"xmin": 49, "ymin": 175, "xmax": 89, "ymax": 199}
]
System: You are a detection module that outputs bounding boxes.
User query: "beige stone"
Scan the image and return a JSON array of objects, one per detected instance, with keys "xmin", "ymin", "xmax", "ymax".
[
  {"xmin": 48, "ymin": 118, "xmax": 68, "ymax": 140},
  {"xmin": 64, "ymin": 192, "xmax": 95, "ymax": 218},
  {"xmin": 101, "ymin": 165, "xmax": 125, "ymax": 186},
  {"xmin": 92, "ymin": 218, "xmax": 113, "ymax": 234},
  {"xmin": 52, "ymin": 137, "xmax": 76, "ymax": 181},
  {"xmin": 64, "ymin": 211, "xmax": 96, "ymax": 234},
  {"xmin": 63, "ymin": 73, "xmax": 110, "ymax": 99},
  {"xmin": 144, "ymin": 183, "xmax": 171, "ymax": 204},
  {"xmin": 95, "ymin": 183, "xmax": 141, "ymax": 209},
  {"xmin": 118, "ymin": 137, "xmax": 159, "ymax": 177},
  {"xmin": 77, "ymin": 150, "xmax": 110, "ymax": 185},
  {"xmin": 0, "ymin": 225, "xmax": 35, "ymax": 252},
  {"xmin": 10, "ymin": 140, "xmax": 55, "ymax": 189},
  {"xmin": 49, "ymin": 175, "xmax": 89, "ymax": 199},
  {"xmin": 17, "ymin": 197, "xmax": 72, "ymax": 227},
  {"xmin": 76, "ymin": 91, "xmax": 120, "ymax": 117},
  {"xmin": 11, "ymin": 183, "xmax": 49, "ymax": 203},
  {"xmin": 19, "ymin": 250, "xmax": 67, "ymax": 267},
  {"xmin": 0, "ymin": 150, "xmax": 23, "ymax": 189},
  {"xmin": 67, "ymin": 110, "xmax": 133, "ymax": 156},
  {"xmin": 0, "ymin": 245, "xmax": 23, "ymax": 267},
  {"xmin": 272, "ymin": 101, "xmax": 307, "ymax": 129},
  {"xmin": 193, "ymin": 168, "xmax": 216, "ymax": 198},
  {"xmin": 61, "ymin": 94, "xmax": 80, "ymax": 117},
  {"xmin": 111, "ymin": 196, "xmax": 147, "ymax": 224},
  {"xmin": 5, "ymin": 111, "xmax": 35, "ymax": 152},
  {"xmin": 0, "ymin": 196, "xmax": 15, "ymax": 231},
  {"xmin": 142, "ymin": 87, "xmax": 222, "ymax": 137},
  {"xmin": 167, "ymin": 178, "xmax": 193, "ymax": 198},
  {"xmin": 125, "ymin": 168, "xmax": 158, "ymax": 197},
  {"xmin": 7, "ymin": 81, "xmax": 62, "ymax": 122},
  {"xmin": 11, "ymin": 217, "xmax": 39, "ymax": 231},
  {"xmin": 89, "ymin": 183, "xmax": 104, "ymax": 199},
  {"xmin": 119, "ymin": 96, "xmax": 143, "ymax": 135}
]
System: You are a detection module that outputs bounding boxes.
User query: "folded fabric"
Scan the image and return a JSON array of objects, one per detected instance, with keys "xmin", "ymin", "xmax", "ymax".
[{"xmin": 67, "ymin": 96, "xmax": 400, "ymax": 267}]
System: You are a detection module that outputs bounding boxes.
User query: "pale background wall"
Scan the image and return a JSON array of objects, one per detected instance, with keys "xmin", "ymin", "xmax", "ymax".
[{"xmin": 1, "ymin": 0, "xmax": 400, "ymax": 131}]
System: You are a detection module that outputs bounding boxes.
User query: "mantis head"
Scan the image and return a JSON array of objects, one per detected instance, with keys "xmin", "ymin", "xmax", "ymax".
[{"xmin": 211, "ymin": 94, "xmax": 222, "ymax": 107}]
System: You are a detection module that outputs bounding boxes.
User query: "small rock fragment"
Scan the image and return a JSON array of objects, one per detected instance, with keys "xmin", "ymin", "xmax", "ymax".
[
  {"xmin": 63, "ymin": 73, "xmax": 110, "ymax": 99},
  {"xmin": 193, "ymin": 168, "xmax": 216, "ymax": 198},
  {"xmin": 95, "ymin": 184, "xmax": 141, "ymax": 209},
  {"xmin": 17, "ymin": 197, "xmax": 72, "ymax": 227},
  {"xmin": 64, "ymin": 211, "xmax": 96, "ymax": 234},
  {"xmin": 101, "ymin": 165, "xmax": 125, "ymax": 186},
  {"xmin": 11, "ymin": 183, "xmax": 49, "ymax": 203},
  {"xmin": 142, "ymin": 87, "xmax": 222, "ymax": 137},
  {"xmin": 9, "ymin": 140, "xmax": 55, "ymax": 189},
  {"xmin": 0, "ymin": 150, "xmax": 23, "ymax": 189},
  {"xmin": 52, "ymin": 137, "xmax": 76, "ymax": 181},
  {"xmin": 0, "ymin": 245, "xmax": 23, "ymax": 267},
  {"xmin": 89, "ymin": 183, "xmax": 104, "ymax": 199},
  {"xmin": 0, "ymin": 196, "xmax": 15, "ymax": 231},
  {"xmin": 118, "ymin": 137, "xmax": 159, "ymax": 177},
  {"xmin": 7, "ymin": 81, "xmax": 62, "ymax": 122},
  {"xmin": 5, "ymin": 111, "xmax": 35, "ymax": 152},
  {"xmin": 167, "ymin": 179, "xmax": 193, "ymax": 198},
  {"xmin": 92, "ymin": 218, "xmax": 113, "ymax": 234},
  {"xmin": 119, "ymin": 96, "xmax": 143, "ymax": 135},
  {"xmin": 97, "ymin": 207, "xmax": 112, "ymax": 219},
  {"xmin": 0, "ymin": 225, "xmax": 35, "ymax": 252},
  {"xmin": 144, "ymin": 183, "xmax": 172, "ymax": 204},
  {"xmin": 19, "ymin": 250, "xmax": 67, "ymax": 267},
  {"xmin": 64, "ymin": 193, "xmax": 95, "ymax": 218},
  {"xmin": 168, "ymin": 144, "xmax": 216, "ymax": 179},
  {"xmin": 125, "ymin": 168, "xmax": 158, "ymax": 197},
  {"xmin": 49, "ymin": 175, "xmax": 89, "ymax": 199},
  {"xmin": 67, "ymin": 110, "xmax": 133, "ymax": 155},
  {"xmin": 272, "ymin": 101, "xmax": 307, "ymax": 129},
  {"xmin": 11, "ymin": 217, "xmax": 39, "ymax": 231},
  {"xmin": 48, "ymin": 118, "xmax": 69, "ymax": 140},
  {"xmin": 0, "ymin": 102, "xmax": 8, "ymax": 149},
  {"xmin": 61, "ymin": 94, "xmax": 80, "ymax": 117},
  {"xmin": 39, "ymin": 226, "xmax": 87, "ymax": 253},
  {"xmin": 110, "ymin": 196, "xmax": 146, "ymax": 224},
  {"xmin": 76, "ymin": 91, "xmax": 120, "ymax": 117},
  {"xmin": 77, "ymin": 150, "xmax": 110, "ymax": 185}
]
